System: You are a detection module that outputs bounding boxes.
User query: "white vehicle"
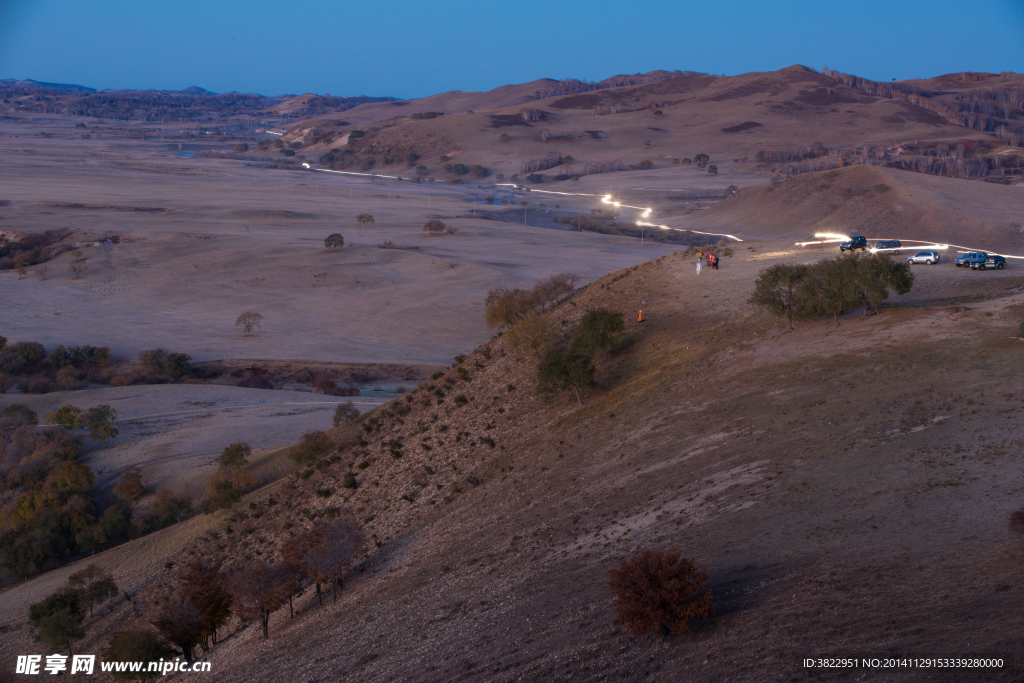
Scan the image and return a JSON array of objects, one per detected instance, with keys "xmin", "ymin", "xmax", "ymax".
[{"xmin": 907, "ymin": 251, "xmax": 941, "ymax": 265}]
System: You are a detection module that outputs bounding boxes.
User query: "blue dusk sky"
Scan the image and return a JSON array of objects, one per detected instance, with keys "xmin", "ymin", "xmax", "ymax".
[{"xmin": 1, "ymin": 0, "xmax": 1022, "ymax": 98}]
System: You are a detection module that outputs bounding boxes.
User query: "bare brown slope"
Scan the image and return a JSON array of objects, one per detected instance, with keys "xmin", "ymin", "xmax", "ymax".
[
  {"xmin": 682, "ymin": 164, "xmax": 1024, "ymax": 250},
  {"xmin": 291, "ymin": 66, "xmax": 978, "ymax": 179},
  {"xmin": 301, "ymin": 78, "xmax": 560, "ymax": 127},
  {"xmin": 8, "ymin": 244, "xmax": 1024, "ymax": 681}
]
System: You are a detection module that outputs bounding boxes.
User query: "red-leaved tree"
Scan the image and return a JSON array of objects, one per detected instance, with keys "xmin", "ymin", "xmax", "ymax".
[
  {"xmin": 226, "ymin": 561, "xmax": 291, "ymax": 639},
  {"xmin": 608, "ymin": 550, "xmax": 714, "ymax": 636}
]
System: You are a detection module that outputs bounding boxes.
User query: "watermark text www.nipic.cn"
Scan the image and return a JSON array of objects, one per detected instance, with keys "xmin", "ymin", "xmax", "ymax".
[{"xmin": 16, "ymin": 655, "xmax": 212, "ymax": 675}]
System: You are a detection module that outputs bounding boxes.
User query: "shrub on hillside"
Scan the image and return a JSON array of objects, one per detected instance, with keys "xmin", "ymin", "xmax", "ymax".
[
  {"xmin": 219, "ymin": 443, "xmax": 251, "ymax": 468},
  {"xmin": 571, "ymin": 308, "xmax": 625, "ymax": 355},
  {"xmin": 608, "ymin": 550, "xmax": 715, "ymax": 636},
  {"xmin": 291, "ymin": 430, "xmax": 333, "ymax": 464},
  {"xmin": 506, "ymin": 314, "xmax": 558, "ymax": 358},
  {"xmin": 537, "ymin": 347, "xmax": 595, "ymax": 404},
  {"xmin": 333, "ymin": 402, "xmax": 359, "ymax": 426}
]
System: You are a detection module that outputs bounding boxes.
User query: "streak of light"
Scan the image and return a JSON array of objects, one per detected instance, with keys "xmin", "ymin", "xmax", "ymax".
[
  {"xmin": 796, "ymin": 237, "xmax": 1024, "ymax": 260},
  {"xmin": 636, "ymin": 221, "xmax": 743, "ymax": 242}
]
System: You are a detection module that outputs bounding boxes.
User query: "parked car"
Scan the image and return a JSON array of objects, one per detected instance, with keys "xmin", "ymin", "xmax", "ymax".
[
  {"xmin": 874, "ymin": 239, "xmax": 902, "ymax": 254},
  {"xmin": 840, "ymin": 236, "xmax": 867, "ymax": 252},
  {"xmin": 955, "ymin": 252, "xmax": 988, "ymax": 268},
  {"xmin": 907, "ymin": 251, "xmax": 941, "ymax": 265},
  {"xmin": 973, "ymin": 254, "xmax": 1007, "ymax": 270}
]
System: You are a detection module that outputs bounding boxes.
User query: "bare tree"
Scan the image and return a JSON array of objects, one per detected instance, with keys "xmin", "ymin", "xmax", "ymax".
[
  {"xmin": 68, "ymin": 262, "xmax": 87, "ymax": 279},
  {"xmin": 283, "ymin": 519, "xmax": 366, "ymax": 606},
  {"xmin": 540, "ymin": 129, "xmax": 551, "ymax": 142},
  {"xmin": 226, "ymin": 561, "xmax": 291, "ymax": 639},
  {"xmin": 305, "ymin": 519, "xmax": 366, "ymax": 603},
  {"xmin": 235, "ymin": 311, "xmax": 263, "ymax": 335},
  {"xmin": 35, "ymin": 264, "xmax": 48, "ymax": 280},
  {"xmin": 445, "ymin": 226, "xmax": 459, "ymax": 235}
]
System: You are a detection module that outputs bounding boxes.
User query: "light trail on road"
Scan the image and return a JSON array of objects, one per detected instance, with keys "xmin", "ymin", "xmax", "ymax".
[{"xmin": 795, "ymin": 232, "xmax": 1024, "ymax": 259}]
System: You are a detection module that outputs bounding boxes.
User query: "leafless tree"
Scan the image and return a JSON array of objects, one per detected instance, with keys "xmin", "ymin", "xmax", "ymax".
[
  {"xmin": 540, "ymin": 129, "xmax": 551, "ymax": 142},
  {"xmin": 283, "ymin": 519, "xmax": 366, "ymax": 606},
  {"xmin": 226, "ymin": 561, "xmax": 291, "ymax": 639},
  {"xmin": 35, "ymin": 265, "xmax": 48, "ymax": 280},
  {"xmin": 235, "ymin": 311, "xmax": 263, "ymax": 335},
  {"xmin": 68, "ymin": 262, "xmax": 87, "ymax": 279}
]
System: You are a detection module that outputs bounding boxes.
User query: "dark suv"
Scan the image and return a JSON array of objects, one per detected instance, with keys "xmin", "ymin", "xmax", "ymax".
[
  {"xmin": 874, "ymin": 240, "xmax": 902, "ymax": 254},
  {"xmin": 974, "ymin": 254, "xmax": 1006, "ymax": 270},
  {"xmin": 840, "ymin": 236, "xmax": 867, "ymax": 252},
  {"xmin": 955, "ymin": 252, "xmax": 988, "ymax": 268}
]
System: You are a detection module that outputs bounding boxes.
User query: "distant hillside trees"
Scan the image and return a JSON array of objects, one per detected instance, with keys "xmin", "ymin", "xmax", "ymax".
[
  {"xmin": 205, "ymin": 443, "xmax": 258, "ymax": 510},
  {"xmin": 423, "ymin": 220, "xmax": 446, "ymax": 234},
  {"xmin": 356, "ymin": 213, "xmax": 375, "ymax": 227},
  {"xmin": 484, "ymin": 274, "xmax": 578, "ymax": 331},
  {"xmin": 29, "ymin": 566, "xmax": 117, "ymax": 653},
  {"xmin": 324, "ymin": 233, "xmax": 344, "ymax": 249},
  {"xmin": 749, "ymin": 253, "xmax": 914, "ymax": 328},
  {"xmin": 139, "ymin": 348, "xmax": 192, "ymax": 380}
]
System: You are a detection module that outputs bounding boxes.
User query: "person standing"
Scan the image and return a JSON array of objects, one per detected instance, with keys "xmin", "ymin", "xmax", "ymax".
[{"xmin": 696, "ymin": 257, "xmax": 702, "ymax": 274}]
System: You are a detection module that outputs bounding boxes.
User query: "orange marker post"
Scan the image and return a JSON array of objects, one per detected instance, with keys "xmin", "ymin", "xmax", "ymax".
[{"xmin": 638, "ymin": 310, "xmax": 644, "ymax": 323}]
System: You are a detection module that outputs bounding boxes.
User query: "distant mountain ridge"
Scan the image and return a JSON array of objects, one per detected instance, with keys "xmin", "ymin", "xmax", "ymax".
[{"xmin": 0, "ymin": 78, "xmax": 95, "ymax": 93}]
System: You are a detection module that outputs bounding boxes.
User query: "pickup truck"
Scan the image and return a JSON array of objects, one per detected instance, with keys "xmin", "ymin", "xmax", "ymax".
[{"xmin": 840, "ymin": 236, "xmax": 867, "ymax": 252}]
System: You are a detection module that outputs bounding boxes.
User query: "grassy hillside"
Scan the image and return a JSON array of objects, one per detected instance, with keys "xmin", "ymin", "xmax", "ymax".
[{"xmin": 7, "ymin": 240, "xmax": 1024, "ymax": 681}]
